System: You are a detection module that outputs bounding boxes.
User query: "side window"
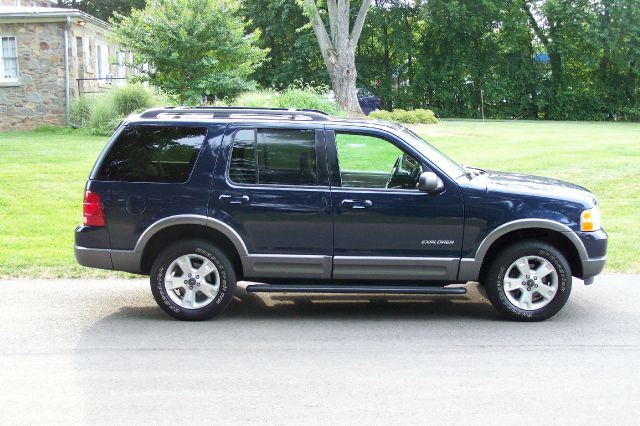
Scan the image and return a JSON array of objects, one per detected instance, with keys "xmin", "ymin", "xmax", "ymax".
[
  {"xmin": 335, "ymin": 132, "xmax": 422, "ymax": 190},
  {"xmin": 97, "ymin": 125, "xmax": 207, "ymax": 183},
  {"xmin": 228, "ymin": 128, "xmax": 318, "ymax": 186},
  {"xmin": 229, "ymin": 129, "xmax": 256, "ymax": 184}
]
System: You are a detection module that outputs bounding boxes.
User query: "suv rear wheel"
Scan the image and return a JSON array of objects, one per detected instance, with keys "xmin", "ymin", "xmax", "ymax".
[
  {"xmin": 150, "ymin": 239, "xmax": 236, "ymax": 321},
  {"xmin": 483, "ymin": 240, "xmax": 572, "ymax": 321}
]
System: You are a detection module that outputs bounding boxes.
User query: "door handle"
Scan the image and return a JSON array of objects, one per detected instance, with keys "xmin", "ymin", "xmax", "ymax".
[
  {"xmin": 341, "ymin": 199, "xmax": 373, "ymax": 209},
  {"xmin": 219, "ymin": 194, "xmax": 250, "ymax": 204}
]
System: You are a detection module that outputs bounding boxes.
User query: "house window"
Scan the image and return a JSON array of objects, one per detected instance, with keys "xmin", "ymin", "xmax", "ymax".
[
  {"xmin": 1, "ymin": 36, "xmax": 19, "ymax": 81},
  {"xmin": 115, "ymin": 50, "xmax": 126, "ymax": 79},
  {"xmin": 82, "ymin": 37, "xmax": 92, "ymax": 72},
  {"xmin": 96, "ymin": 42, "xmax": 109, "ymax": 80}
]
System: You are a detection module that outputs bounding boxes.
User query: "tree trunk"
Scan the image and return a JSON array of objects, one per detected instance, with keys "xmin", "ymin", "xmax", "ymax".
[
  {"xmin": 381, "ymin": 5, "xmax": 392, "ymax": 109},
  {"xmin": 324, "ymin": 51, "xmax": 361, "ymax": 113},
  {"xmin": 303, "ymin": 0, "xmax": 371, "ymax": 116}
]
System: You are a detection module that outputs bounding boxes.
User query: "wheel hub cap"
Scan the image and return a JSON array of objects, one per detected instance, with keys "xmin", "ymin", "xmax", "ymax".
[
  {"xmin": 502, "ymin": 255, "xmax": 559, "ymax": 311},
  {"xmin": 164, "ymin": 254, "xmax": 221, "ymax": 310}
]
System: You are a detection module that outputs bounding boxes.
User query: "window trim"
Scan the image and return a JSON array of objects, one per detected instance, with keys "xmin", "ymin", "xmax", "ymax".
[
  {"xmin": 226, "ymin": 127, "xmax": 327, "ymax": 190},
  {"xmin": 0, "ymin": 35, "xmax": 19, "ymax": 83},
  {"xmin": 95, "ymin": 41, "xmax": 109, "ymax": 80},
  {"xmin": 114, "ymin": 50, "xmax": 126, "ymax": 79},
  {"xmin": 332, "ymin": 130, "xmax": 427, "ymax": 192}
]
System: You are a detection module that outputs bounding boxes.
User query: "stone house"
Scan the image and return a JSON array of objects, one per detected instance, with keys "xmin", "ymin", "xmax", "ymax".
[{"xmin": 0, "ymin": 1, "xmax": 132, "ymax": 130}]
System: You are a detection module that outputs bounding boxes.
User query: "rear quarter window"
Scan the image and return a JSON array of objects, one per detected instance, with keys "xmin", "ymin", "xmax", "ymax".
[{"xmin": 97, "ymin": 125, "xmax": 207, "ymax": 183}]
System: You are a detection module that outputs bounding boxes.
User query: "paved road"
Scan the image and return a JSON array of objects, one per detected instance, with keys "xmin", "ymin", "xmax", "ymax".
[{"xmin": 1, "ymin": 275, "xmax": 639, "ymax": 425}]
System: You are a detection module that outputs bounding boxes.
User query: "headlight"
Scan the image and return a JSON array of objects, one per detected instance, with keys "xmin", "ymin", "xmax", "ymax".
[{"xmin": 580, "ymin": 206, "xmax": 601, "ymax": 232}]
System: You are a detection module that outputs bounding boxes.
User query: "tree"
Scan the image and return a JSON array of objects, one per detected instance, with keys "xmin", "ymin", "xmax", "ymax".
[
  {"xmin": 57, "ymin": 0, "xmax": 145, "ymax": 22},
  {"xmin": 241, "ymin": 0, "xmax": 328, "ymax": 89},
  {"xmin": 111, "ymin": 0, "xmax": 266, "ymax": 103},
  {"xmin": 302, "ymin": 0, "xmax": 372, "ymax": 115}
]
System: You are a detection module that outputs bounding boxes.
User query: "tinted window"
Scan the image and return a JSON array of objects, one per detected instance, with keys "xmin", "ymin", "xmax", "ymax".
[
  {"xmin": 229, "ymin": 129, "xmax": 318, "ymax": 186},
  {"xmin": 228, "ymin": 129, "xmax": 256, "ymax": 184},
  {"xmin": 97, "ymin": 125, "xmax": 206, "ymax": 183},
  {"xmin": 336, "ymin": 132, "xmax": 422, "ymax": 189}
]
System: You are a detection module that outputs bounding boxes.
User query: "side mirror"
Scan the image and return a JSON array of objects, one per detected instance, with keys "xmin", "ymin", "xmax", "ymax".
[{"xmin": 418, "ymin": 172, "xmax": 444, "ymax": 193}]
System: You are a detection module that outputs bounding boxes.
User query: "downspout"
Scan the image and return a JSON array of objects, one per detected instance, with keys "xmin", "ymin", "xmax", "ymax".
[{"xmin": 64, "ymin": 16, "xmax": 71, "ymax": 125}]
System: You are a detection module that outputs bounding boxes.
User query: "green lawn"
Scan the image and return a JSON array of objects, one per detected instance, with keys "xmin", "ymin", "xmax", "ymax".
[
  {"xmin": 0, "ymin": 120, "xmax": 637, "ymax": 278},
  {"xmin": 0, "ymin": 128, "xmax": 120, "ymax": 278}
]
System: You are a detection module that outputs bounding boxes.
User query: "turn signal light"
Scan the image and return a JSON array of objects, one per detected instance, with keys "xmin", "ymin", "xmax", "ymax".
[
  {"xmin": 580, "ymin": 206, "xmax": 601, "ymax": 232},
  {"xmin": 83, "ymin": 191, "xmax": 105, "ymax": 227}
]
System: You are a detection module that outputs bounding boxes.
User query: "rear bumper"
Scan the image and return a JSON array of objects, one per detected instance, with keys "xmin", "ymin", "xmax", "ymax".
[
  {"xmin": 74, "ymin": 245, "xmax": 143, "ymax": 274},
  {"xmin": 74, "ymin": 246, "xmax": 113, "ymax": 270}
]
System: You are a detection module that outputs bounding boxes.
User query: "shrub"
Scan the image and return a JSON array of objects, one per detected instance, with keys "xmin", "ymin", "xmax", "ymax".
[
  {"xmin": 71, "ymin": 84, "xmax": 159, "ymax": 135},
  {"xmin": 274, "ymin": 88, "xmax": 342, "ymax": 115},
  {"xmin": 233, "ymin": 83, "xmax": 343, "ymax": 115},
  {"xmin": 369, "ymin": 108, "xmax": 438, "ymax": 124},
  {"xmin": 87, "ymin": 97, "xmax": 120, "ymax": 136},
  {"xmin": 111, "ymin": 84, "xmax": 156, "ymax": 116},
  {"xmin": 70, "ymin": 94, "xmax": 95, "ymax": 127},
  {"xmin": 368, "ymin": 109, "xmax": 392, "ymax": 121},
  {"xmin": 412, "ymin": 109, "xmax": 438, "ymax": 124},
  {"xmin": 234, "ymin": 90, "xmax": 277, "ymax": 108}
]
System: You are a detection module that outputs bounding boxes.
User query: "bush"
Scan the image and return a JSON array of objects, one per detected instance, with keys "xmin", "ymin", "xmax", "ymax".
[
  {"xmin": 413, "ymin": 109, "xmax": 437, "ymax": 124},
  {"xmin": 234, "ymin": 90, "xmax": 277, "ymax": 108},
  {"xmin": 71, "ymin": 84, "xmax": 159, "ymax": 135},
  {"xmin": 370, "ymin": 108, "xmax": 438, "ymax": 124},
  {"xmin": 233, "ymin": 83, "xmax": 343, "ymax": 115},
  {"xmin": 70, "ymin": 94, "xmax": 95, "ymax": 127},
  {"xmin": 111, "ymin": 84, "xmax": 156, "ymax": 117}
]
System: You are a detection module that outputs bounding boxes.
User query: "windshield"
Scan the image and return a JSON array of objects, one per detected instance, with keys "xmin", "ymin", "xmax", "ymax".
[{"xmin": 398, "ymin": 127, "xmax": 466, "ymax": 179}]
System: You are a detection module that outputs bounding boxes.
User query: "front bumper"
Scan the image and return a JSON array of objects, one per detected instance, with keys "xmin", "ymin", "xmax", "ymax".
[
  {"xmin": 575, "ymin": 228, "xmax": 608, "ymax": 280},
  {"xmin": 581, "ymin": 256, "xmax": 606, "ymax": 280}
]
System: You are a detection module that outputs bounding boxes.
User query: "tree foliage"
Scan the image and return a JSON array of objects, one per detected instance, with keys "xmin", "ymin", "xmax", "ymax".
[
  {"xmin": 243, "ymin": 0, "xmax": 640, "ymax": 120},
  {"xmin": 110, "ymin": 0, "xmax": 267, "ymax": 103},
  {"xmin": 57, "ymin": 0, "xmax": 146, "ymax": 22}
]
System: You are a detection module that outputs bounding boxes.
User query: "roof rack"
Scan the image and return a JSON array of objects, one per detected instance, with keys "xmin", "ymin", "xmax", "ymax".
[{"xmin": 138, "ymin": 106, "xmax": 331, "ymax": 121}]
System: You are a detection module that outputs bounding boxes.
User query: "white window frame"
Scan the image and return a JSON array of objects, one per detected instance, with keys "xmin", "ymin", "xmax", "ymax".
[
  {"xmin": 82, "ymin": 37, "xmax": 92, "ymax": 73},
  {"xmin": 95, "ymin": 41, "xmax": 109, "ymax": 80},
  {"xmin": 115, "ymin": 50, "xmax": 126, "ymax": 79},
  {"xmin": 0, "ymin": 35, "xmax": 19, "ymax": 83}
]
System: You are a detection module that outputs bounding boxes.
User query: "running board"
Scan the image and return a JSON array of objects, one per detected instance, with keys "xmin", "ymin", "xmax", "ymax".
[{"xmin": 244, "ymin": 284, "xmax": 466, "ymax": 295}]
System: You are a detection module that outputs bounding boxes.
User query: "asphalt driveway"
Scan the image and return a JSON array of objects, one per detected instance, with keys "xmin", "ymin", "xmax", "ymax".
[{"xmin": 0, "ymin": 275, "xmax": 639, "ymax": 425}]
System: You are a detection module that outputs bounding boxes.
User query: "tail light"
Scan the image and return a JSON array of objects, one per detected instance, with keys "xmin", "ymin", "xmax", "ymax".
[{"xmin": 83, "ymin": 191, "xmax": 106, "ymax": 227}]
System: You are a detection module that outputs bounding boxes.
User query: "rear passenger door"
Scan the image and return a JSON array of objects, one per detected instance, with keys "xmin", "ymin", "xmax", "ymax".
[{"xmin": 211, "ymin": 124, "xmax": 333, "ymax": 279}]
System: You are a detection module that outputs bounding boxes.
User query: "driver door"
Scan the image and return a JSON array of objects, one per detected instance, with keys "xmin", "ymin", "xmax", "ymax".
[{"xmin": 327, "ymin": 129, "xmax": 464, "ymax": 281}]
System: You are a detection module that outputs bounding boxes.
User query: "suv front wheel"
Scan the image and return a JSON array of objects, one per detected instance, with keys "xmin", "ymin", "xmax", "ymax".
[
  {"xmin": 150, "ymin": 239, "xmax": 237, "ymax": 321},
  {"xmin": 483, "ymin": 240, "xmax": 572, "ymax": 321}
]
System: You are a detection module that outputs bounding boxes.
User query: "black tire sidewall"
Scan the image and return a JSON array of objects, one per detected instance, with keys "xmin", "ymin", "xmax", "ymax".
[
  {"xmin": 484, "ymin": 241, "xmax": 572, "ymax": 321},
  {"xmin": 150, "ymin": 240, "xmax": 236, "ymax": 321}
]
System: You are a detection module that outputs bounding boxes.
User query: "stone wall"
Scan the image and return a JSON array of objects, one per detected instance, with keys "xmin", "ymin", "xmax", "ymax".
[
  {"xmin": 0, "ymin": 22, "xmax": 66, "ymax": 130},
  {"xmin": 0, "ymin": 18, "xmax": 127, "ymax": 131}
]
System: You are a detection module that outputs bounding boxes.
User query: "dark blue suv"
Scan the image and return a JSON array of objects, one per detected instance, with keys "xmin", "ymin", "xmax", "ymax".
[{"xmin": 75, "ymin": 107, "xmax": 607, "ymax": 321}]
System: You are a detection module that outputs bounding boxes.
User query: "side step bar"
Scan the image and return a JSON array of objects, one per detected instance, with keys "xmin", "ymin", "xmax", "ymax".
[{"xmin": 245, "ymin": 284, "xmax": 466, "ymax": 295}]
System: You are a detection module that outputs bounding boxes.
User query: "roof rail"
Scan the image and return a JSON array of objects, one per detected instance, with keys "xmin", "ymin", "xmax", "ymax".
[{"xmin": 138, "ymin": 106, "xmax": 331, "ymax": 121}]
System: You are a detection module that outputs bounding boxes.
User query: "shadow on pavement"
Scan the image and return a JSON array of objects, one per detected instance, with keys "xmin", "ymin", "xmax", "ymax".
[{"xmin": 87, "ymin": 282, "xmax": 500, "ymax": 323}]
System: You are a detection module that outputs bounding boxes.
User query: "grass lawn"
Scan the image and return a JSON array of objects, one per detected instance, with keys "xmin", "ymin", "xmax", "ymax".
[
  {"xmin": 0, "ymin": 128, "xmax": 121, "ymax": 278},
  {"xmin": 0, "ymin": 120, "xmax": 638, "ymax": 278}
]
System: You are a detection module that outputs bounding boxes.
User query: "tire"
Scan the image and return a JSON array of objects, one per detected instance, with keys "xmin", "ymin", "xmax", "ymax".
[
  {"xmin": 483, "ymin": 240, "xmax": 572, "ymax": 321},
  {"xmin": 150, "ymin": 239, "xmax": 237, "ymax": 321}
]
